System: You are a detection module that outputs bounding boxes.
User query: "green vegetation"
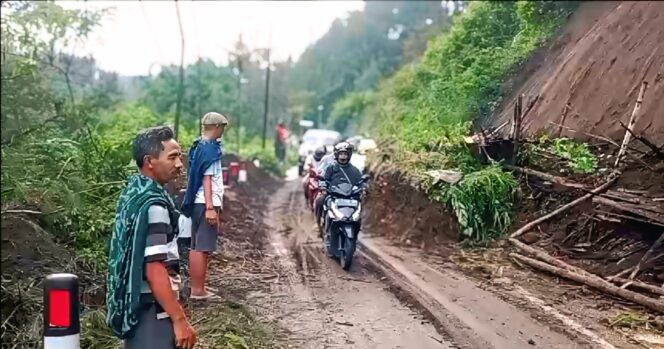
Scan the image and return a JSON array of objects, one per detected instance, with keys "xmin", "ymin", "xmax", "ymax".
[
  {"xmin": 1, "ymin": 2, "xmax": 294, "ymax": 347},
  {"xmin": 607, "ymin": 311, "xmax": 651, "ymax": 330},
  {"xmin": 81, "ymin": 302, "xmax": 282, "ymax": 349},
  {"xmin": 289, "ymin": 1, "xmax": 465, "ymax": 132},
  {"xmin": 1, "ymin": 2, "xmax": 292, "ymax": 270},
  {"xmin": 365, "ymin": 1, "xmax": 578, "ymax": 243},
  {"xmin": 551, "ymin": 138, "xmax": 598, "ymax": 174},
  {"xmin": 523, "ymin": 134, "xmax": 599, "ymax": 174}
]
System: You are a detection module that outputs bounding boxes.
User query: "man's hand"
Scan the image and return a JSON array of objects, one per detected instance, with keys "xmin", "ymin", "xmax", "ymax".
[
  {"xmin": 173, "ymin": 317, "xmax": 197, "ymax": 349},
  {"xmin": 320, "ymin": 189, "xmax": 327, "ymax": 196},
  {"xmin": 205, "ymin": 208, "xmax": 218, "ymax": 226}
]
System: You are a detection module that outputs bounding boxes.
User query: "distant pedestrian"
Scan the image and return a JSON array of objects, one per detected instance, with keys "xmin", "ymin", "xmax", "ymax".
[
  {"xmin": 107, "ymin": 126, "xmax": 196, "ymax": 349},
  {"xmin": 181, "ymin": 112, "xmax": 228, "ymax": 300},
  {"xmin": 275, "ymin": 120, "xmax": 289, "ymax": 165}
]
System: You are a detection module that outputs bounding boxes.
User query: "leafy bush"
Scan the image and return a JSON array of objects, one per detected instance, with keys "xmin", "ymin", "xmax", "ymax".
[
  {"xmin": 551, "ymin": 138, "xmax": 598, "ymax": 174},
  {"xmin": 441, "ymin": 166, "xmax": 518, "ymax": 244},
  {"xmin": 0, "ymin": 104, "xmax": 179, "ymax": 270},
  {"xmin": 524, "ymin": 135, "xmax": 598, "ymax": 174}
]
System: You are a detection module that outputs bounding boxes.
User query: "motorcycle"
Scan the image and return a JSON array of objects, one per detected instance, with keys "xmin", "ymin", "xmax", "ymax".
[{"xmin": 321, "ymin": 175, "xmax": 370, "ymax": 270}]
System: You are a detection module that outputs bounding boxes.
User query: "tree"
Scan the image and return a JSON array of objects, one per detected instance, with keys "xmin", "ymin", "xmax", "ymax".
[
  {"xmin": 329, "ymin": 91, "xmax": 375, "ymax": 134},
  {"xmin": 1, "ymin": 1, "xmax": 103, "ymax": 144},
  {"xmin": 288, "ymin": 1, "xmax": 456, "ymax": 131}
]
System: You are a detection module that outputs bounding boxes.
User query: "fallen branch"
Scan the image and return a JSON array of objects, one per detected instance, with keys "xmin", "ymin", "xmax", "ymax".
[
  {"xmin": 509, "ymin": 253, "xmax": 664, "ymax": 313},
  {"xmin": 615, "ymin": 81, "xmax": 649, "ymax": 167},
  {"xmin": 510, "ymin": 172, "xmax": 619, "ymax": 239},
  {"xmin": 595, "ymin": 209, "xmax": 664, "ymax": 228},
  {"xmin": 505, "ymin": 166, "xmax": 659, "ymax": 206},
  {"xmin": 503, "ymin": 164, "xmax": 586, "ymax": 190},
  {"xmin": 619, "ymin": 121, "xmax": 664, "ymax": 159},
  {"xmin": 609, "ymin": 277, "xmax": 664, "ymax": 296},
  {"xmin": 548, "ymin": 121, "xmax": 649, "ymax": 159},
  {"xmin": 510, "ymin": 238, "xmax": 596, "ymax": 277},
  {"xmin": 593, "ymin": 196, "xmax": 664, "ymax": 225},
  {"xmin": 626, "ymin": 232, "xmax": 664, "ymax": 283},
  {"xmin": 1, "ymin": 208, "xmax": 64, "ymax": 215},
  {"xmin": 607, "ymin": 267, "xmax": 634, "ymax": 281}
]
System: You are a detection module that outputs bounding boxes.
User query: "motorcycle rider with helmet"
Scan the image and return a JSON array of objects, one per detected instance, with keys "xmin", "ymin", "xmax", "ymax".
[
  {"xmin": 313, "ymin": 145, "xmax": 339, "ymax": 223},
  {"xmin": 305, "ymin": 146, "xmax": 327, "ymax": 173},
  {"xmin": 319, "ymin": 142, "xmax": 365, "ymax": 253},
  {"xmin": 302, "ymin": 146, "xmax": 327, "ymax": 207}
]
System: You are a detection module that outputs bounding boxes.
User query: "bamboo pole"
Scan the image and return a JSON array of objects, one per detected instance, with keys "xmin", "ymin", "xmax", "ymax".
[{"xmin": 615, "ymin": 81, "xmax": 648, "ymax": 167}]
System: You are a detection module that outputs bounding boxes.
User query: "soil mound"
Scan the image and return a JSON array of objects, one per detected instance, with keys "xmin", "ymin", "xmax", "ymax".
[
  {"xmin": 487, "ymin": 1, "xmax": 664, "ymax": 144},
  {"xmin": 363, "ymin": 171, "xmax": 459, "ymax": 255}
]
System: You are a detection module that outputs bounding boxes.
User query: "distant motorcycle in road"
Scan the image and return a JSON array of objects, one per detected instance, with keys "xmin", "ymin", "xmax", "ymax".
[{"xmin": 322, "ymin": 175, "xmax": 369, "ymax": 270}]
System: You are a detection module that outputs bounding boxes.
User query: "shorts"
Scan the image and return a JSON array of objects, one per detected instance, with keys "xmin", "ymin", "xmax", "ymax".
[
  {"xmin": 124, "ymin": 303, "xmax": 175, "ymax": 349},
  {"xmin": 190, "ymin": 203, "xmax": 220, "ymax": 253}
]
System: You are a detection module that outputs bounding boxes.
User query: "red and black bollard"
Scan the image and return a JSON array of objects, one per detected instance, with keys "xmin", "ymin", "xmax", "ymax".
[
  {"xmin": 229, "ymin": 162, "xmax": 240, "ymax": 184},
  {"xmin": 43, "ymin": 273, "xmax": 80, "ymax": 349},
  {"xmin": 222, "ymin": 166, "xmax": 230, "ymax": 187}
]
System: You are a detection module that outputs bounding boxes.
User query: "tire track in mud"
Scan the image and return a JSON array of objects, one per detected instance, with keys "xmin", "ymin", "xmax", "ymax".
[{"xmin": 264, "ymin": 178, "xmax": 453, "ymax": 349}]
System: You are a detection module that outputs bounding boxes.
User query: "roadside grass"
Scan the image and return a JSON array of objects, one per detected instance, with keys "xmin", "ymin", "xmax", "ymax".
[{"xmin": 81, "ymin": 301, "xmax": 284, "ymax": 349}]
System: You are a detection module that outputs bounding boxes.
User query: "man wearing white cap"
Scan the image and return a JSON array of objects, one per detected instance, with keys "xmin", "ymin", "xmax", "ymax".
[{"xmin": 181, "ymin": 112, "xmax": 228, "ymax": 300}]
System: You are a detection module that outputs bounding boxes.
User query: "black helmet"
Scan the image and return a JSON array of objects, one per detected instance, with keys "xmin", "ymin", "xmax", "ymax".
[
  {"xmin": 333, "ymin": 141, "xmax": 353, "ymax": 162},
  {"xmin": 313, "ymin": 146, "xmax": 326, "ymax": 161}
]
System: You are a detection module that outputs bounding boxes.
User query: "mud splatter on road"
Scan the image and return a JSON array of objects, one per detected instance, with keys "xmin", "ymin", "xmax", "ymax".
[{"xmin": 259, "ymin": 179, "xmax": 452, "ymax": 349}]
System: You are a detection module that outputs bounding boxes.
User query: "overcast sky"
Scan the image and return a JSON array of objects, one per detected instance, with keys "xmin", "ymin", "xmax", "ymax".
[{"xmin": 57, "ymin": 1, "xmax": 366, "ymax": 76}]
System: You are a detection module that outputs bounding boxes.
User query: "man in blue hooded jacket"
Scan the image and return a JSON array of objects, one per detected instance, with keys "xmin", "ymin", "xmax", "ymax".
[{"xmin": 181, "ymin": 112, "xmax": 228, "ymax": 300}]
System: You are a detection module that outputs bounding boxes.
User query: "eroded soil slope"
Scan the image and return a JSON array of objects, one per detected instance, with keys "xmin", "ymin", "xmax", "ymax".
[{"xmin": 488, "ymin": 1, "xmax": 664, "ymax": 144}]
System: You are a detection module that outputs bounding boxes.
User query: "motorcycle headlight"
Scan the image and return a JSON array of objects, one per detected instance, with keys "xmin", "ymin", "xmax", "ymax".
[
  {"xmin": 351, "ymin": 203, "xmax": 361, "ymax": 221},
  {"xmin": 331, "ymin": 203, "xmax": 344, "ymax": 219}
]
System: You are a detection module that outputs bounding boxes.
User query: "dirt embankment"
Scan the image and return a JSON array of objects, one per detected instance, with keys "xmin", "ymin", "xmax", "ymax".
[
  {"xmin": 362, "ymin": 171, "xmax": 460, "ymax": 254},
  {"xmin": 487, "ymin": 1, "xmax": 664, "ymax": 145},
  {"xmin": 1, "ymin": 214, "xmax": 105, "ymax": 347}
]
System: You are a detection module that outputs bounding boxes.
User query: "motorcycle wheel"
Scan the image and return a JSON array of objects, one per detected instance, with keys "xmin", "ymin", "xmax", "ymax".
[{"xmin": 339, "ymin": 236, "xmax": 356, "ymax": 271}]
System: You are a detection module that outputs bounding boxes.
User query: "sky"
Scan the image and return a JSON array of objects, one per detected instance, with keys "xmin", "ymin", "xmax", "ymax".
[{"xmin": 57, "ymin": 1, "xmax": 366, "ymax": 76}]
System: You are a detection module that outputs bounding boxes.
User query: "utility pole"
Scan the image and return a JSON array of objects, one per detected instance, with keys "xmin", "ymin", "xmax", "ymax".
[
  {"xmin": 174, "ymin": 1, "xmax": 185, "ymax": 140},
  {"xmin": 261, "ymin": 46, "xmax": 271, "ymax": 150},
  {"xmin": 196, "ymin": 59, "xmax": 203, "ymax": 137},
  {"xmin": 236, "ymin": 67, "xmax": 242, "ymax": 155},
  {"xmin": 235, "ymin": 34, "xmax": 244, "ymax": 155}
]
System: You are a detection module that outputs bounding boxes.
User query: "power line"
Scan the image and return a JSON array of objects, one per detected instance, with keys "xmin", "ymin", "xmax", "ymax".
[
  {"xmin": 190, "ymin": 1, "xmax": 202, "ymax": 60},
  {"xmin": 174, "ymin": 0, "xmax": 186, "ymax": 140},
  {"xmin": 261, "ymin": 32, "xmax": 272, "ymax": 150},
  {"xmin": 190, "ymin": 1, "xmax": 204, "ymax": 136},
  {"xmin": 139, "ymin": 0, "xmax": 166, "ymax": 65}
]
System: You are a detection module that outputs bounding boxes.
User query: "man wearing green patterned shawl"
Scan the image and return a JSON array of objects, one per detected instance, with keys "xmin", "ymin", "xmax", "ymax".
[{"xmin": 107, "ymin": 126, "xmax": 197, "ymax": 349}]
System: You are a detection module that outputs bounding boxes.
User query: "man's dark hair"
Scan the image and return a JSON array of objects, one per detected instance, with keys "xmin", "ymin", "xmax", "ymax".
[{"xmin": 133, "ymin": 126, "xmax": 175, "ymax": 168}]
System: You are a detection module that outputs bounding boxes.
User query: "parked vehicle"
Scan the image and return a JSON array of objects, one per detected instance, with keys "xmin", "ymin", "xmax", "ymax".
[{"xmin": 349, "ymin": 137, "xmax": 378, "ymax": 173}]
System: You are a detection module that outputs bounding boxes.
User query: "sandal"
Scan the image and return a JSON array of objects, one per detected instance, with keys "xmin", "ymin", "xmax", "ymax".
[{"xmin": 189, "ymin": 291, "xmax": 221, "ymax": 300}]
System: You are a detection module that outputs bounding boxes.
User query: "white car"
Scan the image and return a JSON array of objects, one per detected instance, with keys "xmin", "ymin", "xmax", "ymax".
[
  {"xmin": 349, "ymin": 138, "xmax": 377, "ymax": 173},
  {"xmin": 298, "ymin": 129, "xmax": 342, "ymax": 175}
]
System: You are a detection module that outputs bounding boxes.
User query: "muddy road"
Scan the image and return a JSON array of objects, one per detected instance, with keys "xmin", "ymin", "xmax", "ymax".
[
  {"xmin": 261, "ymin": 179, "xmax": 449, "ymax": 349},
  {"xmin": 217, "ymin": 172, "xmax": 643, "ymax": 349}
]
